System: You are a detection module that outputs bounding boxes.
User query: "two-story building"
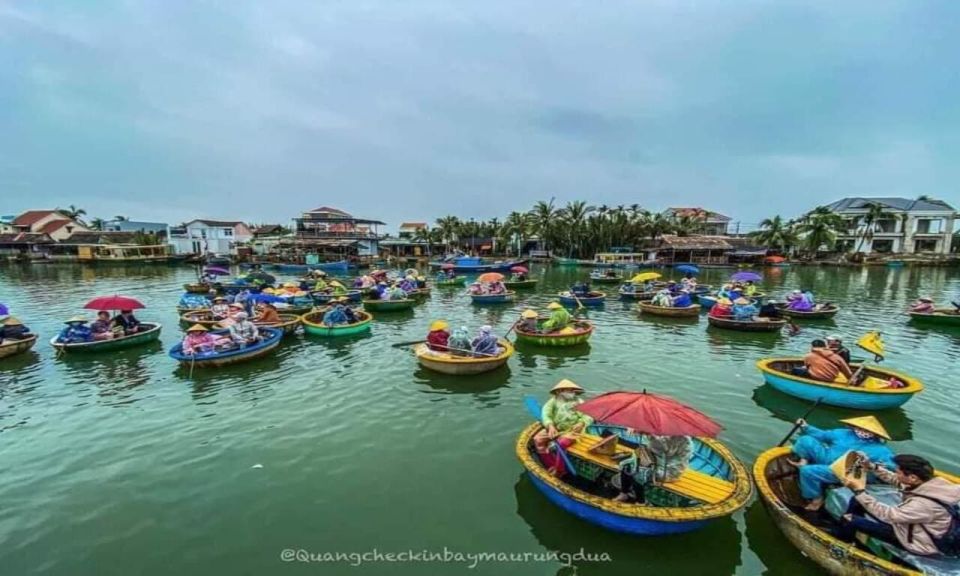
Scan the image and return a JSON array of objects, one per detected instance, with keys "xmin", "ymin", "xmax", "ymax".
[
  {"xmin": 662, "ymin": 207, "xmax": 732, "ymax": 236},
  {"xmin": 825, "ymin": 197, "xmax": 957, "ymax": 255},
  {"xmin": 293, "ymin": 206, "xmax": 384, "ymax": 258},
  {"xmin": 398, "ymin": 222, "xmax": 428, "ymax": 239},
  {"xmin": 168, "ymin": 219, "xmax": 253, "ymax": 255},
  {"xmin": 12, "ymin": 210, "xmax": 90, "ymax": 241},
  {"xmin": 103, "ymin": 219, "xmax": 169, "ymax": 236}
]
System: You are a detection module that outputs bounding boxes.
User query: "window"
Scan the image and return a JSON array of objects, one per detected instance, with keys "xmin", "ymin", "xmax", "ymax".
[
  {"xmin": 915, "ymin": 219, "xmax": 943, "ymax": 234},
  {"xmin": 872, "ymin": 239, "xmax": 894, "ymax": 253},
  {"xmin": 223, "ymin": 228, "xmax": 233, "ymax": 237},
  {"xmin": 876, "ymin": 219, "xmax": 897, "ymax": 233},
  {"xmin": 914, "ymin": 239, "xmax": 939, "ymax": 252}
]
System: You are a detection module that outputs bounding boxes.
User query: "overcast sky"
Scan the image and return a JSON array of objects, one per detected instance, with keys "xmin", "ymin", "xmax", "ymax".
[{"xmin": 2, "ymin": 1, "xmax": 958, "ymax": 231}]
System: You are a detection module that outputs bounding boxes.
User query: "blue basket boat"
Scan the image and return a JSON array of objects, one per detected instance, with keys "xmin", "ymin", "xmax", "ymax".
[
  {"xmin": 469, "ymin": 292, "xmax": 516, "ymax": 304},
  {"xmin": 558, "ymin": 291, "xmax": 606, "ymax": 307},
  {"xmin": 169, "ymin": 327, "xmax": 283, "ymax": 369}
]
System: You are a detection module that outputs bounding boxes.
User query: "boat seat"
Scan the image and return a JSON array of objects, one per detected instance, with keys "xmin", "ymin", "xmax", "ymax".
[{"xmin": 564, "ymin": 432, "xmax": 736, "ymax": 505}]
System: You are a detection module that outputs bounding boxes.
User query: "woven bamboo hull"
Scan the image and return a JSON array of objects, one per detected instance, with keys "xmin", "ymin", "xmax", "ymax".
[
  {"xmin": 908, "ymin": 309, "xmax": 960, "ymax": 326},
  {"xmin": 0, "ymin": 334, "xmax": 38, "ymax": 359},
  {"xmin": 52, "ymin": 323, "xmax": 163, "ymax": 353},
  {"xmin": 183, "ymin": 283, "xmax": 213, "ymax": 294},
  {"xmin": 415, "ymin": 340, "xmax": 513, "ymax": 375},
  {"xmin": 504, "ymin": 280, "xmax": 538, "ymax": 289},
  {"xmin": 180, "ymin": 311, "xmax": 221, "ymax": 329},
  {"xmin": 301, "ymin": 311, "xmax": 373, "ymax": 337},
  {"xmin": 559, "ymin": 292, "xmax": 606, "ymax": 307},
  {"xmin": 776, "ymin": 304, "xmax": 840, "ymax": 320},
  {"xmin": 707, "ymin": 316, "xmax": 785, "ymax": 332},
  {"xmin": 254, "ymin": 314, "xmax": 301, "ymax": 336},
  {"xmin": 638, "ymin": 303, "xmax": 701, "ymax": 317},
  {"xmin": 618, "ymin": 290, "xmax": 655, "ymax": 301},
  {"xmin": 436, "ymin": 277, "xmax": 467, "ymax": 287},
  {"xmin": 513, "ymin": 321, "xmax": 593, "ymax": 346},
  {"xmin": 362, "ymin": 299, "xmax": 416, "ymax": 312},
  {"xmin": 469, "ymin": 292, "xmax": 516, "ymax": 304},
  {"xmin": 169, "ymin": 328, "xmax": 282, "ymax": 368}
]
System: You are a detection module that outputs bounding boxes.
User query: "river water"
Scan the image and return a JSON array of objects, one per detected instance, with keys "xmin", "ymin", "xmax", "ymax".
[{"xmin": 1, "ymin": 264, "xmax": 958, "ymax": 575}]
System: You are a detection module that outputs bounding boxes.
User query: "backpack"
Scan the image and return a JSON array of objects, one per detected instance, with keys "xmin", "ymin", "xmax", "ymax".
[{"xmin": 910, "ymin": 493, "xmax": 960, "ymax": 557}]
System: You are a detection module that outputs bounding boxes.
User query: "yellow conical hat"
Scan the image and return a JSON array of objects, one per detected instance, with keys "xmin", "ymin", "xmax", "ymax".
[
  {"xmin": 521, "ymin": 309, "xmax": 538, "ymax": 319},
  {"xmin": 429, "ymin": 320, "xmax": 449, "ymax": 331},
  {"xmin": 186, "ymin": 323, "xmax": 209, "ymax": 332},
  {"xmin": 840, "ymin": 416, "xmax": 891, "ymax": 440},
  {"xmin": 547, "ymin": 302, "xmax": 563, "ymax": 310},
  {"xmin": 550, "ymin": 379, "xmax": 583, "ymax": 394}
]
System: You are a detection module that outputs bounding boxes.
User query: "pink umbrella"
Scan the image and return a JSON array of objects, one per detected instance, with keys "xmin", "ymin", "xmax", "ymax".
[
  {"xmin": 510, "ymin": 265, "xmax": 529, "ymax": 273},
  {"xmin": 83, "ymin": 295, "xmax": 146, "ymax": 311},
  {"xmin": 441, "ymin": 263, "xmax": 455, "ymax": 270}
]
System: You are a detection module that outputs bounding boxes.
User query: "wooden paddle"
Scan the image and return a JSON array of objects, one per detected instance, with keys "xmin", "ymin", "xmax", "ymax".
[
  {"xmin": 392, "ymin": 339, "xmax": 427, "ymax": 348},
  {"xmin": 777, "ymin": 398, "xmax": 823, "ymax": 447}
]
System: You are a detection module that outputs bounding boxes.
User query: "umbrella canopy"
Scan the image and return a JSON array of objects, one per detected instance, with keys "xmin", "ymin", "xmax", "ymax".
[
  {"xmin": 477, "ymin": 272, "xmax": 505, "ymax": 283},
  {"xmin": 510, "ymin": 265, "xmax": 529, "ymax": 273},
  {"xmin": 0, "ymin": 303, "xmax": 8, "ymax": 316},
  {"xmin": 630, "ymin": 272, "xmax": 661, "ymax": 283},
  {"xmin": 203, "ymin": 266, "xmax": 231, "ymax": 276},
  {"xmin": 763, "ymin": 255, "xmax": 786, "ymax": 264},
  {"xmin": 730, "ymin": 271, "xmax": 762, "ymax": 283},
  {"xmin": 856, "ymin": 331, "xmax": 885, "ymax": 360},
  {"xmin": 576, "ymin": 391, "xmax": 723, "ymax": 438},
  {"xmin": 675, "ymin": 264, "xmax": 700, "ymax": 275},
  {"xmin": 440, "ymin": 263, "xmax": 455, "ymax": 270},
  {"xmin": 249, "ymin": 293, "xmax": 287, "ymax": 303},
  {"xmin": 83, "ymin": 295, "xmax": 146, "ymax": 311}
]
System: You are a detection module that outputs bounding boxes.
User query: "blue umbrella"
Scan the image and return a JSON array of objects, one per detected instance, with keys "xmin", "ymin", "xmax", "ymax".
[
  {"xmin": 0, "ymin": 303, "xmax": 8, "ymax": 316},
  {"xmin": 203, "ymin": 267, "xmax": 231, "ymax": 276},
  {"xmin": 249, "ymin": 293, "xmax": 287, "ymax": 303},
  {"xmin": 731, "ymin": 271, "xmax": 763, "ymax": 282},
  {"xmin": 676, "ymin": 264, "xmax": 700, "ymax": 275}
]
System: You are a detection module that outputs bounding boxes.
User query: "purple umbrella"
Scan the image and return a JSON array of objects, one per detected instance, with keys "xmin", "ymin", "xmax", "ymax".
[
  {"xmin": 731, "ymin": 271, "xmax": 763, "ymax": 282},
  {"xmin": 203, "ymin": 267, "xmax": 231, "ymax": 276},
  {"xmin": 0, "ymin": 303, "xmax": 8, "ymax": 316}
]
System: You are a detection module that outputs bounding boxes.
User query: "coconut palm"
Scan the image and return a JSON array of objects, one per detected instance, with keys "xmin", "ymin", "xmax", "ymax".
[
  {"xmin": 57, "ymin": 205, "xmax": 87, "ymax": 224},
  {"xmin": 502, "ymin": 211, "xmax": 531, "ymax": 256},
  {"xmin": 558, "ymin": 201, "xmax": 594, "ymax": 258},
  {"xmin": 795, "ymin": 208, "xmax": 845, "ymax": 255},
  {"xmin": 751, "ymin": 215, "xmax": 798, "ymax": 254},
  {"xmin": 88, "ymin": 217, "xmax": 105, "ymax": 231},
  {"xmin": 853, "ymin": 202, "xmax": 893, "ymax": 254},
  {"xmin": 434, "ymin": 216, "xmax": 461, "ymax": 252},
  {"xmin": 528, "ymin": 199, "xmax": 558, "ymax": 253},
  {"xmin": 412, "ymin": 226, "xmax": 434, "ymax": 256}
]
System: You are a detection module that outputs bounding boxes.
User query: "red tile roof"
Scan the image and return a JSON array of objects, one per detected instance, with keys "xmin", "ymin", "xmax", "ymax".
[
  {"xmin": 13, "ymin": 210, "xmax": 60, "ymax": 227},
  {"xmin": 38, "ymin": 219, "xmax": 72, "ymax": 235},
  {"xmin": 399, "ymin": 222, "xmax": 427, "ymax": 228}
]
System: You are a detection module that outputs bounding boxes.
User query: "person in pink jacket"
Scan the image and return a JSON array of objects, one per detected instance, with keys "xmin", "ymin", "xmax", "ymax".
[{"xmin": 839, "ymin": 454, "xmax": 960, "ymax": 556}]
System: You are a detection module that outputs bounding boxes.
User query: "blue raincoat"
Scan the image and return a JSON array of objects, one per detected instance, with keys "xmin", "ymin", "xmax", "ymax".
[
  {"xmin": 58, "ymin": 324, "xmax": 93, "ymax": 343},
  {"xmin": 793, "ymin": 425, "xmax": 895, "ymax": 499},
  {"xmin": 322, "ymin": 305, "xmax": 348, "ymax": 326}
]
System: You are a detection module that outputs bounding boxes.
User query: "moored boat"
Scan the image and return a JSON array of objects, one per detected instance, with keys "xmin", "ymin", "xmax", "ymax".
[
  {"xmin": 774, "ymin": 303, "xmax": 841, "ymax": 320},
  {"xmin": 51, "ymin": 323, "xmax": 163, "ymax": 354},
  {"xmin": 755, "ymin": 358, "xmax": 923, "ymax": 409},
  {"xmin": 908, "ymin": 308, "xmax": 960, "ymax": 326},
  {"xmin": 559, "ymin": 291, "xmax": 606, "ymax": 307},
  {"xmin": 414, "ymin": 339, "xmax": 513, "ymax": 375},
  {"xmin": 707, "ymin": 316, "xmax": 785, "ymax": 332},
  {"xmin": 637, "ymin": 302, "xmax": 701, "ymax": 318},
  {"xmin": 753, "ymin": 446, "xmax": 959, "ymax": 575},
  {"xmin": 310, "ymin": 290, "xmax": 362, "ymax": 305},
  {"xmin": 516, "ymin": 423, "xmax": 753, "ymax": 535},
  {"xmin": 407, "ymin": 287, "xmax": 432, "ymax": 299},
  {"xmin": 180, "ymin": 311, "xmax": 221, "ymax": 329},
  {"xmin": 168, "ymin": 327, "xmax": 283, "ymax": 368},
  {"xmin": 469, "ymin": 292, "xmax": 516, "ymax": 305},
  {"xmin": 0, "ymin": 334, "xmax": 38, "ymax": 359},
  {"xmin": 254, "ymin": 313, "xmax": 301, "ymax": 336},
  {"xmin": 513, "ymin": 320, "xmax": 594, "ymax": 347},
  {"xmin": 275, "ymin": 303, "xmax": 315, "ymax": 316},
  {"xmin": 698, "ymin": 293, "xmax": 762, "ymax": 309},
  {"xmin": 429, "ymin": 257, "xmax": 528, "ymax": 273},
  {"xmin": 301, "ymin": 310, "xmax": 373, "ymax": 337},
  {"xmin": 361, "ymin": 298, "xmax": 416, "ymax": 312},
  {"xmin": 504, "ymin": 279, "xmax": 539, "ymax": 289},
  {"xmin": 435, "ymin": 276, "xmax": 467, "ymax": 287},
  {"xmin": 618, "ymin": 287, "xmax": 656, "ymax": 301}
]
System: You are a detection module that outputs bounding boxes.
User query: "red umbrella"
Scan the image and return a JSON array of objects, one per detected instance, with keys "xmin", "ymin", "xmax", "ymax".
[
  {"xmin": 83, "ymin": 295, "xmax": 146, "ymax": 311},
  {"xmin": 510, "ymin": 265, "xmax": 529, "ymax": 273},
  {"xmin": 576, "ymin": 391, "xmax": 722, "ymax": 437},
  {"xmin": 441, "ymin": 263, "xmax": 455, "ymax": 270},
  {"xmin": 477, "ymin": 272, "xmax": 505, "ymax": 283}
]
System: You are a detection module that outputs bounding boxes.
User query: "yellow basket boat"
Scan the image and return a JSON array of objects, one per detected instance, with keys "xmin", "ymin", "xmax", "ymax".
[{"xmin": 414, "ymin": 339, "xmax": 513, "ymax": 375}]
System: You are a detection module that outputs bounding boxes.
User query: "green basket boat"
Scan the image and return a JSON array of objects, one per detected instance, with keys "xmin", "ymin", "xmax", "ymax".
[
  {"xmin": 513, "ymin": 320, "xmax": 594, "ymax": 347},
  {"xmin": 301, "ymin": 310, "xmax": 373, "ymax": 337},
  {"xmin": 361, "ymin": 298, "xmax": 416, "ymax": 312},
  {"xmin": 436, "ymin": 276, "xmax": 467, "ymax": 287},
  {"xmin": 51, "ymin": 323, "xmax": 163, "ymax": 354},
  {"xmin": 504, "ymin": 279, "xmax": 539, "ymax": 289},
  {"xmin": 909, "ymin": 308, "xmax": 960, "ymax": 326}
]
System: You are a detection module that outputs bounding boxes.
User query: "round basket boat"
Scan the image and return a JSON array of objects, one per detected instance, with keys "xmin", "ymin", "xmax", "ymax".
[
  {"xmin": 513, "ymin": 320, "xmax": 593, "ymax": 347},
  {"xmin": 310, "ymin": 290, "xmax": 362, "ymax": 305},
  {"xmin": 637, "ymin": 302, "xmax": 701, "ymax": 318},
  {"xmin": 176, "ymin": 305, "xmax": 211, "ymax": 315},
  {"xmin": 469, "ymin": 292, "xmax": 516, "ymax": 305},
  {"xmin": 756, "ymin": 358, "xmax": 923, "ymax": 409},
  {"xmin": 698, "ymin": 294, "xmax": 760, "ymax": 309},
  {"xmin": 254, "ymin": 313, "xmax": 301, "ymax": 336},
  {"xmin": 753, "ymin": 446, "xmax": 959, "ymax": 576},
  {"xmin": 504, "ymin": 279, "xmax": 538, "ymax": 289},
  {"xmin": 774, "ymin": 303, "xmax": 840, "ymax": 320},
  {"xmin": 51, "ymin": 323, "xmax": 163, "ymax": 354},
  {"xmin": 180, "ymin": 310, "xmax": 222, "ymax": 329},
  {"xmin": 618, "ymin": 287, "xmax": 655, "ymax": 301},
  {"xmin": 407, "ymin": 287, "xmax": 432, "ymax": 299},
  {"xmin": 908, "ymin": 308, "xmax": 960, "ymax": 326},
  {"xmin": 590, "ymin": 274, "xmax": 624, "ymax": 284},
  {"xmin": 436, "ymin": 276, "xmax": 467, "ymax": 287},
  {"xmin": 0, "ymin": 334, "xmax": 38, "ymax": 359},
  {"xmin": 558, "ymin": 291, "xmax": 606, "ymax": 307},
  {"xmin": 168, "ymin": 327, "xmax": 282, "ymax": 368},
  {"xmin": 516, "ymin": 423, "xmax": 753, "ymax": 535},
  {"xmin": 183, "ymin": 283, "xmax": 214, "ymax": 294},
  {"xmin": 707, "ymin": 316, "xmax": 785, "ymax": 332},
  {"xmin": 414, "ymin": 339, "xmax": 513, "ymax": 375},
  {"xmin": 301, "ymin": 310, "xmax": 373, "ymax": 337},
  {"xmin": 275, "ymin": 303, "xmax": 315, "ymax": 316},
  {"xmin": 362, "ymin": 298, "xmax": 416, "ymax": 312}
]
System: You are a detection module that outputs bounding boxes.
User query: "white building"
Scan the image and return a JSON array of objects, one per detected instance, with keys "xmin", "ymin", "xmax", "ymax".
[
  {"xmin": 826, "ymin": 197, "xmax": 957, "ymax": 255},
  {"xmin": 168, "ymin": 219, "xmax": 253, "ymax": 255}
]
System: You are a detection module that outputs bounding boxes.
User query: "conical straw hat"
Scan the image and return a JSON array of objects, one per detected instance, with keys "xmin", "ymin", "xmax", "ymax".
[
  {"xmin": 550, "ymin": 379, "xmax": 583, "ymax": 394},
  {"xmin": 840, "ymin": 416, "xmax": 891, "ymax": 440},
  {"xmin": 829, "ymin": 451, "xmax": 868, "ymax": 482},
  {"xmin": 187, "ymin": 324, "xmax": 209, "ymax": 332}
]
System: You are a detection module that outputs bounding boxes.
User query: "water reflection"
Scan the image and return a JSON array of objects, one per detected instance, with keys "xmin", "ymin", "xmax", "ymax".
[
  {"xmin": 743, "ymin": 499, "xmax": 820, "ymax": 575},
  {"xmin": 705, "ymin": 329, "xmax": 782, "ymax": 358},
  {"xmin": 415, "ymin": 366, "xmax": 511, "ymax": 396},
  {"xmin": 58, "ymin": 341, "xmax": 164, "ymax": 405},
  {"xmin": 515, "ymin": 345, "xmax": 592, "ymax": 370},
  {"xmin": 513, "ymin": 474, "xmax": 743, "ymax": 576}
]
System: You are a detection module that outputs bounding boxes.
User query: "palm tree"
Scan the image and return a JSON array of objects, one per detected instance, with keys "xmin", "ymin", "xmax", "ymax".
[
  {"xmin": 528, "ymin": 199, "xmax": 558, "ymax": 253},
  {"xmin": 795, "ymin": 209, "xmax": 845, "ymax": 256},
  {"xmin": 89, "ymin": 217, "xmax": 105, "ymax": 231},
  {"xmin": 114, "ymin": 215, "xmax": 129, "ymax": 222},
  {"xmin": 673, "ymin": 214, "xmax": 705, "ymax": 237},
  {"xmin": 751, "ymin": 215, "xmax": 798, "ymax": 254},
  {"xmin": 435, "ymin": 216, "xmax": 461, "ymax": 252},
  {"xmin": 412, "ymin": 226, "xmax": 433, "ymax": 256},
  {"xmin": 853, "ymin": 202, "xmax": 893, "ymax": 254},
  {"xmin": 559, "ymin": 201, "xmax": 594, "ymax": 258},
  {"xmin": 57, "ymin": 205, "xmax": 87, "ymax": 224},
  {"xmin": 502, "ymin": 211, "xmax": 531, "ymax": 256},
  {"xmin": 644, "ymin": 212, "xmax": 674, "ymax": 245}
]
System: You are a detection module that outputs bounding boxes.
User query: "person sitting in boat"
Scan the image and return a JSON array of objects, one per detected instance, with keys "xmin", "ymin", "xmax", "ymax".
[
  {"xmin": 709, "ymin": 297, "xmax": 734, "ymax": 318},
  {"xmin": 758, "ymin": 302, "xmax": 782, "ymax": 319},
  {"xmin": 796, "ymin": 339, "xmax": 853, "ymax": 383},
  {"xmin": 0, "ymin": 316, "xmax": 30, "ymax": 343},
  {"xmin": 322, "ymin": 303, "xmax": 350, "ymax": 326},
  {"xmin": 571, "ymin": 281, "xmax": 591, "ymax": 297},
  {"xmin": 680, "ymin": 273, "xmax": 698, "ymax": 289},
  {"xmin": 210, "ymin": 297, "xmax": 231, "ymax": 320},
  {"xmin": 614, "ymin": 435, "xmax": 693, "ymax": 503},
  {"xmin": 426, "ymin": 320, "xmax": 450, "ymax": 352},
  {"xmin": 519, "ymin": 309, "xmax": 539, "ymax": 333},
  {"xmin": 441, "ymin": 268, "xmax": 457, "ymax": 280},
  {"xmin": 825, "ymin": 335, "xmax": 852, "ymax": 365},
  {"xmin": 398, "ymin": 276, "xmax": 416, "ymax": 293},
  {"xmin": 786, "ymin": 290, "xmax": 814, "ymax": 312},
  {"xmin": 651, "ymin": 289, "xmax": 672, "ymax": 307},
  {"xmin": 620, "ymin": 282, "xmax": 637, "ymax": 295},
  {"xmin": 744, "ymin": 281, "xmax": 758, "ymax": 297},
  {"xmin": 386, "ymin": 285, "xmax": 407, "ymax": 300},
  {"xmin": 255, "ymin": 302, "xmax": 282, "ymax": 324},
  {"xmin": 511, "ymin": 270, "xmax": 528, "ymax": 282},
  {"xmin": 910, "ymin": 296, "xmax": 936, "ymax": 313},
  {"xmin": 732, "ymin": 297, "xmax": 758, "ymax": 320},
  {"xmin": 327, "ymin": 280, "xmax": 348, "ymax": 297},
  {"xmin": 671, "ymin": 289, "xmax": 693, "ymax": 308},
  {"xmin": 468, "ymin": 282, "xmax": 484, "ymax": 295},
  {"xmin": 312, "ymin": 274, "xmax": 329, "ymax": 292},
  {"xmin": 218, "ymin": 303, "xmax": 246, "ymax": 328},
  {"xmin": 534, "ymin": 380, "xmax": 593, "ymax": 474},
  {"xmin": 57, "ymin": 317, "xmax": 93, "ymax": 344},
  {"xmin": 789, "ymin": 416, "xmax": 895, "ymax": 511},
  {"xmin": 447, "ymin": 326, "xmax": 472, "ymax": 356},
  {"xmin": 415, "ymin": 276, "xmax": 427, "ymax": 289},
  {"xmin": 181, "ymin": 324, "xmax": 226, "ymax": 355},
  {"xmin": 836, "ymin": 453, "xmax": 960, "ymax": 557},
  {"xmin": 112, "ymin": 310, "xmax": 142, "ymax": 335},
  {"xmin": 90, "ymin": 311, "xmax": 117, "ymax": 341},
  {"xmin": 340, "ymin": 299, "xmax": 358, "ymax": 323},
  {"xmin": 487, "ymin": 281, "xmax": 506, "ymax": 295},
  {"xmin": 471, "ymin": 325, "xmax": 501, "ymax": 356},
  {"xmin": 228, "ymin": 312, "xmax": 260, "ymax": 346},
  {"xmin": 542, "ymin": 302, "xmax": 572, "ymax": 333}
]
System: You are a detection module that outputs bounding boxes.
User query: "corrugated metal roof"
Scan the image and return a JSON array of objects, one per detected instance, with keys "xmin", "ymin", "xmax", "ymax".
[{"xmin": 825, "ymin": 197, "xmax": 956, "ymax": 213}]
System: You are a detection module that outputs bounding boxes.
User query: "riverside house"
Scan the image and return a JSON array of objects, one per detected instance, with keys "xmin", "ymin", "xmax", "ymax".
[
  {"xmin": 168, "ymin": 219, "xmax": 253, "ymax": 256},
  {"xmin": 825, "ymin": 197, "xmax": 958, "ymax": 255}
]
